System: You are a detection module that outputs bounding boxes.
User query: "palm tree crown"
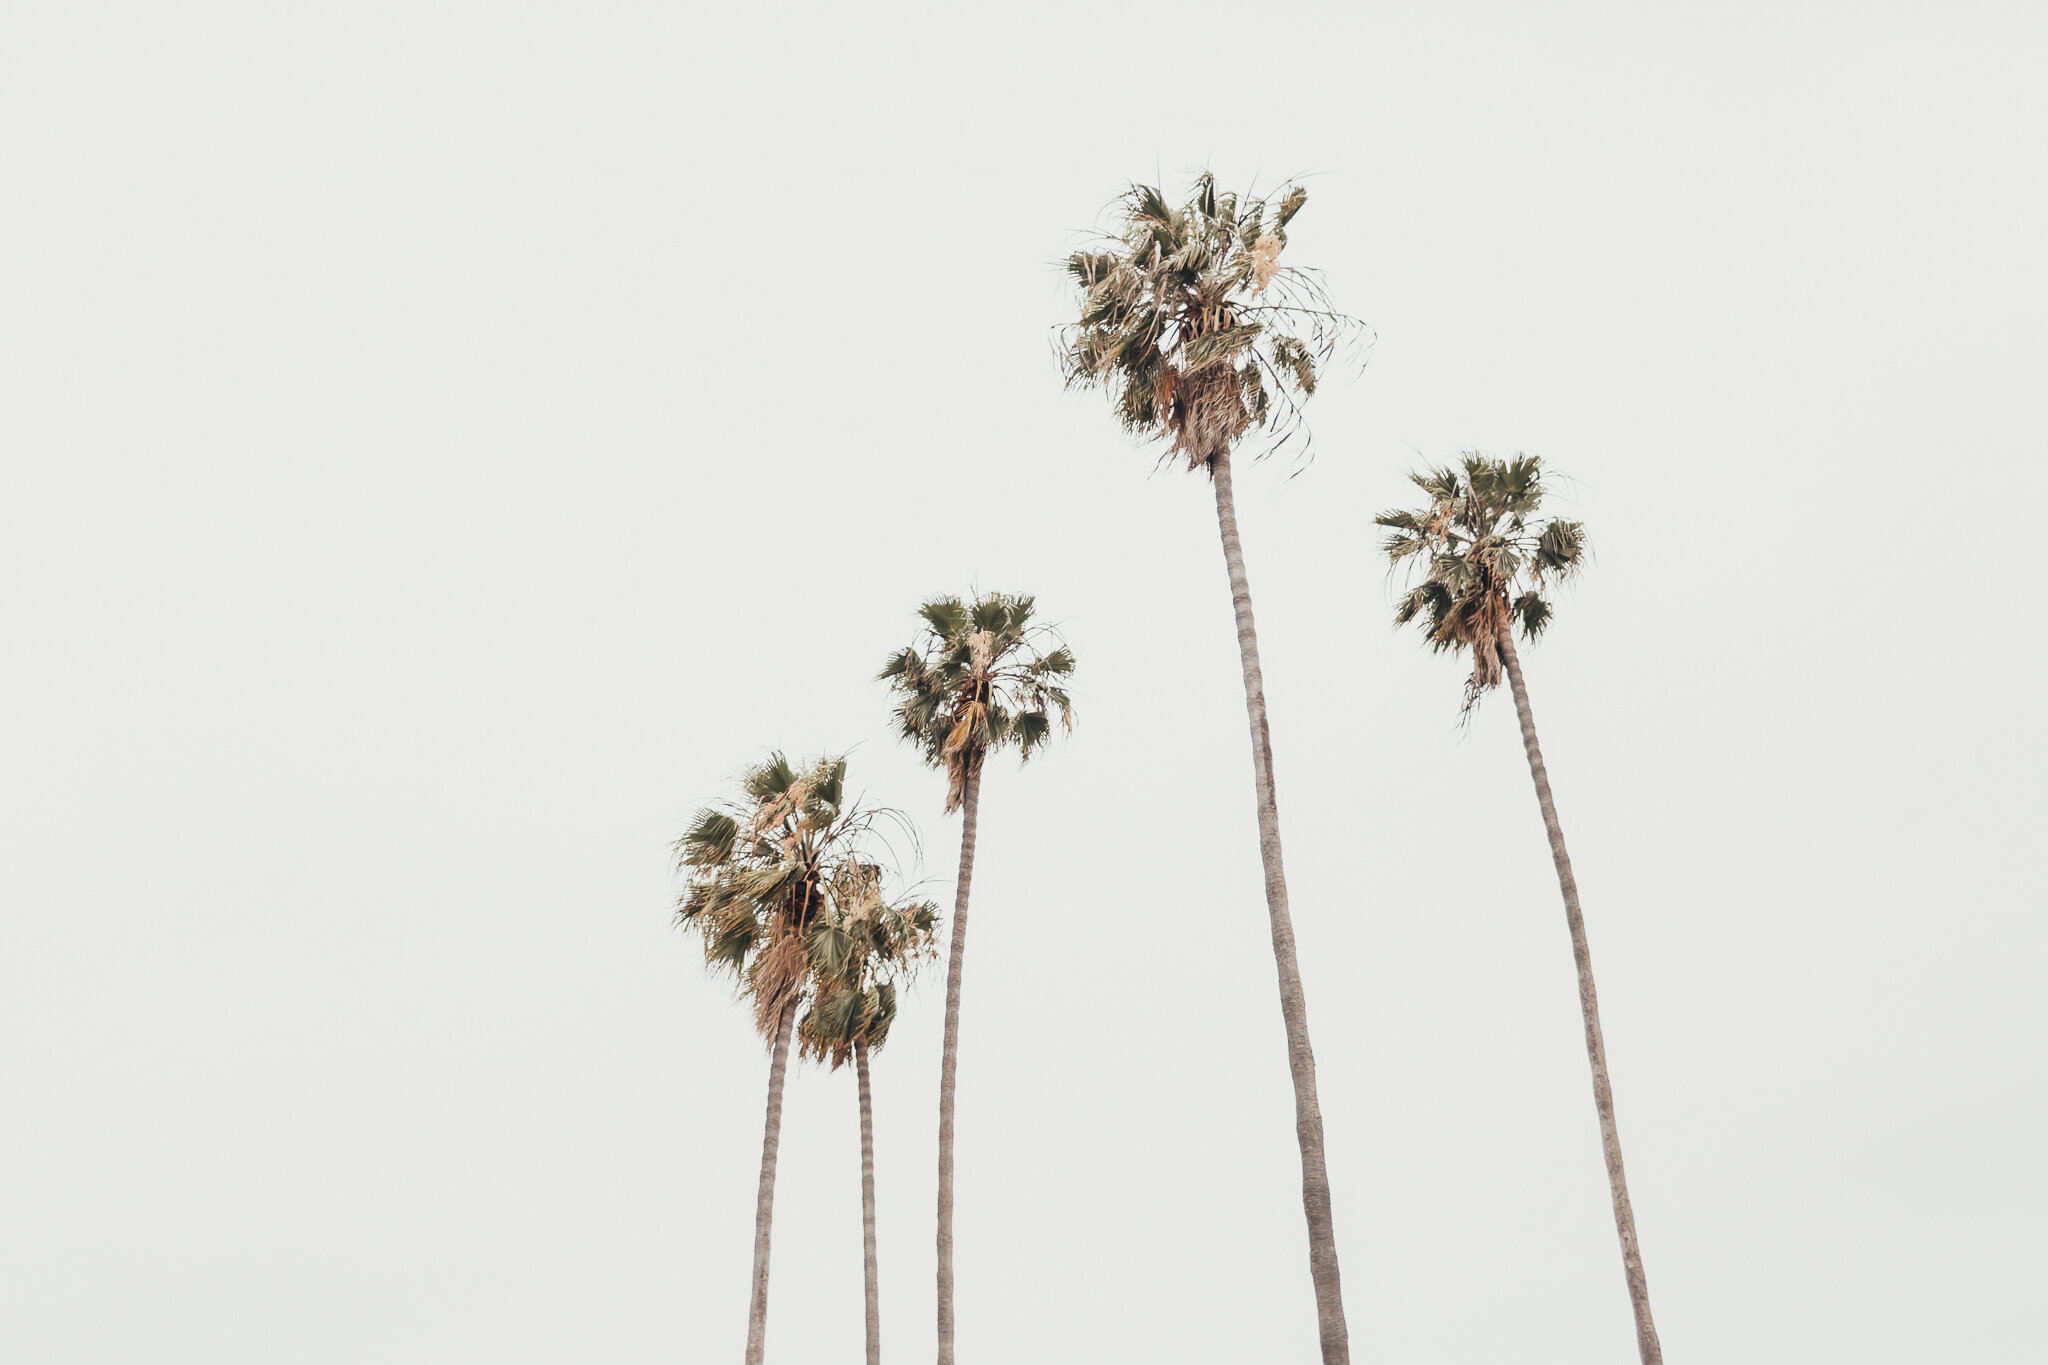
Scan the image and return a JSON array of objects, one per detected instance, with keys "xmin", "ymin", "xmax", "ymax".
[
  {"xmin": 1060, "ymin": 171, "xmax": 1359, "ymax": 470},
  {"xmin": 675, "ymin": 753, "xmax": 908, "ymax": 1039},
  {"xmin": 798, "ymin": 873, "xmax": 939, "ymax": 1068},
  {"xmin": 878, "ymin": 592, "xmax": 1074, "ymax": 812},
  {"xmin": 1377, "ymin": 452, "xmax": 1587, "ymax": 711}
]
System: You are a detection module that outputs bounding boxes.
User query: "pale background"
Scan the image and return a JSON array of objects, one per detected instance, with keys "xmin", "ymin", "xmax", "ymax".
[{"xmin": 3, "ymin": 3, "xmax": 2043, "ymax": 1361}]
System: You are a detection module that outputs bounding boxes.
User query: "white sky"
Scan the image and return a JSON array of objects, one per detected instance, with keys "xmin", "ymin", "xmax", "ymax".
[{"xmin": 4, "ymin": 3, "xmax": 2044, "ymax": 1361}]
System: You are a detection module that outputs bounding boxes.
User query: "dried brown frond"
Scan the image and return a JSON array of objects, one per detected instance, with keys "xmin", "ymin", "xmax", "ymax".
[
  {"xmin": 1250, "ymin": 233, "xmax": 1283, "ymax": 292},
  {"xmin": 1460, "ymin": 594, "xmax": 1510, "ymax": 717},
  {"xmin": 750, "ymin": 926, "xmax": 811, "ymax": 1035},
  {"xmin": 1170, "ymin": 364, "xmax": 1253, "ymax": 470}
]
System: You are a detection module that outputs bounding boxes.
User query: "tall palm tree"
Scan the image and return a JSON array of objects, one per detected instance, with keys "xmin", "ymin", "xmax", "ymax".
[
  {"xmin": 800, "ymin": 869, "xmax": 939, "ymax": 1365},
  {"xmin": 878, "ymin": 591, "xmax": 1072, "ymax": 1365},
  {"xmin": 676, "ymin": 753, "xmax": 907, "ymax": 1365},
  {"xmin": 1060, "ymin": 172, "xmax": 1360, "ymax": 1365},
  {"xmin": 1376, "ymin": 453, "xmax": 1664, "ymax": 1365}
]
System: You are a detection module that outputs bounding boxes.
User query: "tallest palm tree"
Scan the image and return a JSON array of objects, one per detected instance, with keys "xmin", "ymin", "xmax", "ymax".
[{"xmin": 1061, "ymin": 173, "xmax": 1362, "ymax": 1365}]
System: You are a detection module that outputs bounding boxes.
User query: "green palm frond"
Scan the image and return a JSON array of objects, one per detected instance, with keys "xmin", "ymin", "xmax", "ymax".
[
  {"xmin": 1270, "ymin": 335, "xmax": 1317, "ymax": 396},
  {"xmin": 1513, "ymin": 592, "xmax": 1554, "ymax": 640},
  {"xmin": 1130, "ymin": 183, "xmax": 1173, "ymax": 225}
]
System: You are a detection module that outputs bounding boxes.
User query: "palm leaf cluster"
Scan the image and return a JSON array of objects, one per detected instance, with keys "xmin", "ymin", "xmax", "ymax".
[
  {"xmin": 878, "ymin": 592, "xmax": 1074, "ymax": 811},
  {"xmin": 1059, "ymin": 172, "xmax": 1364, "ymax": 469},
  {"xmin": 676, "ymin": 754, "xmax": 932, "ymax": 1042},
  {"xmin": 1377, "ymin": 452, "xmax": 1586, "ymax": 712},
  {"xmin": 798, "ymin": 869, "xmax": 938, "ymax": 1069}
]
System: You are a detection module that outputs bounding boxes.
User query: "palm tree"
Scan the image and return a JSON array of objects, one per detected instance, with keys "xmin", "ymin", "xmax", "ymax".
[
  {"xmin": 799, "ymin": 869, "xmax": 939, "ymax": 1365},
  {"xmin": 1376, "ymin": 453, "xmax": 1663, "ymax": 1365},
  {"xmin": 878, "ymin": 591, "xmax": 1072, "ymax": 1365},
  {"xmin": 1060, "ymin": 172, "xmax": 1360, "ymax": 1365},
  {"xmin": 675, "ymin": 753, "xmax": 908, "ymax": 1365}
]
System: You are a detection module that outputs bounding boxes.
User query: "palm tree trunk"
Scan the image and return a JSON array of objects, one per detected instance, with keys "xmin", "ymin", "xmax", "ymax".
[
  {"xmin": 1209, "ymin": 448, "xmax": 1351, "ymax": 1365},
  {"xmin": 855, "ymin": 1036, "xmax": 882, "ymax": 1365},
  {"xmin": 1498, "ymin": 631, "xmax": 1663, "ymax": 1365},
  {"xmin": 935, "ymin": 763, "xmax": 981, "ymax": 1365},
  {"xmin": 745, "ymin": 1001, "xmax": 796, "ymax": 1365}
]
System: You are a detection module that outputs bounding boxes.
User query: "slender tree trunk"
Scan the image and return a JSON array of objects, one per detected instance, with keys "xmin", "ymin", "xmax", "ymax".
[
  {"xmin": 935, "ymin": 763, "xmax": 981, "ymax": 1365},
  {"xmin": 1209, "ymin": 449, "xmax": 1351, "ymax": 1365},
  {"xmin": 1498, "ymin": 632, "xmax": 1663, "ymax": 1365},
  {"xmin": 856, "ymin": 1036, "xmax": 882, "ymax": 1365},
  {"xmin": 745, "ymin": 1002, "xmax": 797, "ymax": 1365}
]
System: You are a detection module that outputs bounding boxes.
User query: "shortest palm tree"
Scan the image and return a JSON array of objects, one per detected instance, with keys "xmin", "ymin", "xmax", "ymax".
[
  {"xmin": 800, "ymin": 876, "xmax": 938, "ymax": 1365},
  {"xmin": 1377, "ymin": 454, "xmax": 1664, "ymax": 1365},
  {"xmin": 675, "ymin": 754, "xmax": 907, "ymax": 1365}
]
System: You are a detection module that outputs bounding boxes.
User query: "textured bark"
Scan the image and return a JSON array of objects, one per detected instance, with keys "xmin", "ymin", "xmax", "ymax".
[
  {"xmin": 855, "ymin": 1037, "xmax": 882, "ymax": 1365},
  {"xmin": 935, "ymin": 764, "xmax": 981, "ymax": 1365},
  {"xmin": 1209, "ymin": 449, "xmax": 1351, "ymax": 1365},
  {"xmin": 1498, "ymin": 632, "xmax": 1663, "ymax": 1365},
  {"xmin": 745, "ymin": 1002, "xmax": 797, "ymax": 1365}
]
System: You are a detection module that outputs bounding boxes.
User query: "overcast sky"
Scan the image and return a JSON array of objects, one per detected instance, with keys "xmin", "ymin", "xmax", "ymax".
[{"xmin": 4, "ymin": 3, "xmax": 2044, "ymax": 1362}]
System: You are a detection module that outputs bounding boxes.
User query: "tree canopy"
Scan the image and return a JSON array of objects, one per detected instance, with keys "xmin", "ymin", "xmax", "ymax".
[
  {"xmin": 676, "ymin": 754, "xmax": 923, "ymax": 1039},
  {"xmin": 1060, "ymin": 171, "xmax": 1361, "ymax": 470},
  {"xmin": 798, "ymin": 870, "xmax": 938, "ymax": 1069},
  {"xmin": 879, "ymin": 592, "xmax": 1074, "ymax": 812},
  {"xmin": 1376, "ymin": 452, "xmax": 1587, "ymax": 713}
]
